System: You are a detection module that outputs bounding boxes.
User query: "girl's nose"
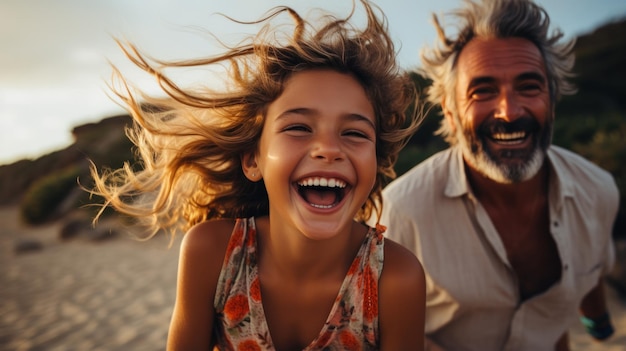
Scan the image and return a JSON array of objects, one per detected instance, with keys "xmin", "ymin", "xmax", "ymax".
[{"xmin": 310, "ymin": 134, "xmax": 344, "ymax": 162}]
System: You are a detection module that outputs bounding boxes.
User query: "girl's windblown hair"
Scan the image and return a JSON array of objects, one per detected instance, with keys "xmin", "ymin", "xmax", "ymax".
[{"xmin": 90, "ymin": 0, "xmax": 421, "ymax": 238}]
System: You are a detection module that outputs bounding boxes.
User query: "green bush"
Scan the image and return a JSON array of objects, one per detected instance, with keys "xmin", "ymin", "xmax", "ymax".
[
  {"xmin": 395, "ymin": 144, "xmax": 444, "ymax": 178},
  {"xmin": 20, "ymin": 166, "xmax": 83, "ymax": 225},
  {"xmin": 571, "ymin": 121, "xmax": 626, "ymax": 238}
]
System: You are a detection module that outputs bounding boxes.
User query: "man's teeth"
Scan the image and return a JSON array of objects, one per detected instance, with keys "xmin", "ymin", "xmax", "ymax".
[
  {"xmin": 492, "ymin": 132, "xmax": 526, "ymax": 144},
  {"xmin": 298, "ymin": 177, "xmax": 347, "ymax": 188}
]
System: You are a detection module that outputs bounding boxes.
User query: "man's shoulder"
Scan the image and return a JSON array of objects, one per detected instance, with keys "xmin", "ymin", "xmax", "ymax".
[
  {"xmin": 549, "ymin": 146, "xmax": 618, "ymax": 210},
  {"xmin": 549, "ymin": 145, "xmax": 616, "ymax": 188},
  {"xmin": 384, "ymin": 148, "xmax": 454, "ymax": 197}
]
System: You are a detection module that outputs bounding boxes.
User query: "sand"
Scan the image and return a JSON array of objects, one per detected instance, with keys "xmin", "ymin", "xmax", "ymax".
[{"xmin": 0, "ymin": 206, "xmax": 624, "ymax": 350}]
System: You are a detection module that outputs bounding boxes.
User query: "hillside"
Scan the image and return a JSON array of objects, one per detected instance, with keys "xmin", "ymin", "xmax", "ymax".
[{"xmin": 0, "ymin": 115, "xmax": 134, "ymax": 209}]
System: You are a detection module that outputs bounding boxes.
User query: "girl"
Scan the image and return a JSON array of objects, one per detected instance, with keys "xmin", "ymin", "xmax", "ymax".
[{"xmin": 92, "ymin": 1, "xmax": 425, "ymax": 349}]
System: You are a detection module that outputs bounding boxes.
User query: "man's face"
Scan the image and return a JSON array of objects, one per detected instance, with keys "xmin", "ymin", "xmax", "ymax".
[{"xmin": 447, "ymin": 37, "xmax": 553, "ymax": 183}]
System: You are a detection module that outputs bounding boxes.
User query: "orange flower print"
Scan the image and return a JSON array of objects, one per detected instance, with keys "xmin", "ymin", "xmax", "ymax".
[
  {"xmin": 339, "ymin": 330, "xmax": 361, "ymax": 351},
  {"xmin": 224, "ymin": 294, "xmax": 249, "ymax": 324},
  {"xmin": 245, "ymin": 223, "xmax": 256, "ymax": 249},
  {"xmin": 347, "ymin": 256, "xmax": 361, "ymax": 276},
  {"xmin": 237, "ymin": 339, "xmax": 262, "ymax": 351},
  {"xmin": 362, "ymin": 265, "xmax": 378, "ymax": 322},
  {"xmin": 250, "ymin": 276, "xmax": 261, "ymax": 302},
  {"xmin": 317, "ymin": 329, "xmax": 334, "ymax": 346},
  {"xmin": 225, "ymin": 225, "xmax": 244, "ymax": 262},
  {"xmin": 374, "ymin": 224, "xmax": 386, "ymax": 241}
]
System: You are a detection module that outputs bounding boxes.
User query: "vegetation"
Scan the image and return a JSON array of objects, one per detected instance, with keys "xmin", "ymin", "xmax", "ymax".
[
  {"xmin": 20, "ymin": 166, "xmax": 83, "ymax": 224},
  {"xmin": 1, "ymin": 115, "xmax": 135, "ymax": 225}
]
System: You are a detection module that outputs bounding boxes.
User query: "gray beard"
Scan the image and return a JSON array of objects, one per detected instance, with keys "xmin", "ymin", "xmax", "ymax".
[
  {"xmin": 461, "ymin": 142, "xmax": 545, "ymax": 183},
  {"xmin": 457, "ymin": 119, "xmax": 552, "ymax": 184}
]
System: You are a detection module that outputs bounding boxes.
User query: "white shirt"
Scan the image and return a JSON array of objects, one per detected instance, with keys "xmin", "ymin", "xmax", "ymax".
[{"xmin": 378, "ymin": 145, "xmax": 617, "ymax": 351}]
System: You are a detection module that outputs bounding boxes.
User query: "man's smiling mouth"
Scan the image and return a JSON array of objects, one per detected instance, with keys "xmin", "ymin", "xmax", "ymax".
[
  {"xmin": 490, "ymin": 131, "xmax": 528, "ymax": 145},
  {"xmin": 296, "ymin": 177, "xmax": 347, "ymax": 209},
  {"xmin": 480, "ymin": 116, "xmax": 540, "ymax": 148}
]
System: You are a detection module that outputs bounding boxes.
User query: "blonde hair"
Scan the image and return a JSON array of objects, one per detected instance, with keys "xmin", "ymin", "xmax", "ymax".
[
  {"xmin": 420, "ymin": 0, "xmax": 576, "ymax": 145},
  {"xmin": 90, "ymin": 0, "xmax": 421, "ymax": 238}
]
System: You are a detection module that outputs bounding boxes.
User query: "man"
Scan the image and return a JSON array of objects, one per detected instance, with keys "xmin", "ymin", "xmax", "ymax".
[{"xmin": 377, "ymin": 0, "xmax": 619, "ymax": 350}]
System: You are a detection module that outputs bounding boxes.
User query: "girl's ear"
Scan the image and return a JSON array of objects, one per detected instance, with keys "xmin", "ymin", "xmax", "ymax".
[{"xmin": 241, "ymin": 152, "xmax": 262, "ymax": 182}]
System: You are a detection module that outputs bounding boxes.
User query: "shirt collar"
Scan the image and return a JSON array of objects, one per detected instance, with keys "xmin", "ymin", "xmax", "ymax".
[
  {"xmin": 546, "ymin": 146, "xmax": 576, "ymax": 212},
  {"xmin": 444, "ymin": 146, "xmax": 470, "ymax": 198},
  {"xmin": 443, "ymin": 145, "xmax": 575, "ymax": 201}
]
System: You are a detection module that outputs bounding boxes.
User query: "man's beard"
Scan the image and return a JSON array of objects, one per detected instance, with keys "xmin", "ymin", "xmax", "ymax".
[{"xmin": 457, "ymin": 115, "xmax": 553, "ymax": 184}]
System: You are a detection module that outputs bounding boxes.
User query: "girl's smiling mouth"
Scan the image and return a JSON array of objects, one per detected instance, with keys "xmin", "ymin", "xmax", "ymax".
[{"xmin": 296, "ymin": 176, "xmax": 348, "ymax": 209}]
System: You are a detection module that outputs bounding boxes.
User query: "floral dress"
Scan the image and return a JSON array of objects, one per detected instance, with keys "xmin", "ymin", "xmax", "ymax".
[{"xmin": 213, "ymin": 217, "xmax": 385, "ymax": 350}]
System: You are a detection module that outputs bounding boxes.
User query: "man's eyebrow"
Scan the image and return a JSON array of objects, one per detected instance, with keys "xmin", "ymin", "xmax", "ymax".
[
  {"xmin": 516, "ymin": 72, "xmax": 547, "ymax": 84},
  {"xmin": 467, "ymin": 76, "xmax": 496, "ymax": 89},
  {"xmin": 466, "ymin": 72, "xmax": 546, "ymax": 89}
]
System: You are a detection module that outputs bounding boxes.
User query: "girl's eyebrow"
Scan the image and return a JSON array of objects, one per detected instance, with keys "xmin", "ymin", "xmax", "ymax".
[
  {"xmin": 346, "ymin": 113, "xmax": 376, "ymax": 130},
  {"xmin": 276, "ymin": 108, "xmax": 375, "ymax": 129},
  {"xmin": 275, "ymin": 108, "xmax": 311, "ymax": 119}
]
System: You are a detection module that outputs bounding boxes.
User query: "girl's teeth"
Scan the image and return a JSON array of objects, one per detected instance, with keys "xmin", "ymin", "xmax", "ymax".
[{"xmin": 298, "ymin": 177, "xmax": 346, "ymax": 188}]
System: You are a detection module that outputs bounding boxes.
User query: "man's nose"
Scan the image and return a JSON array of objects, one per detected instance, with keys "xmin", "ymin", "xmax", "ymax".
[{"xmin": 494, "ymin": 91, "xmax": 524, "ymax": 122}]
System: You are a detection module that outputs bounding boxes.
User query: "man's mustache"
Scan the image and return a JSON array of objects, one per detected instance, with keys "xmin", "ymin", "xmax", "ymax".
[{"xmin": 479, "ymin": 117, "xmax": 540, "ymax": 135}]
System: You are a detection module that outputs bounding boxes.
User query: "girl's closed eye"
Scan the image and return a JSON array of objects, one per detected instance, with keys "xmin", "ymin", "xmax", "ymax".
[
  {"xmin": 343, "ymin": 129, "xmax": 374, "ymax": 141},
  {"xmin": 282, "ymin": 124, "xmax": 312, "ymax": 135}
]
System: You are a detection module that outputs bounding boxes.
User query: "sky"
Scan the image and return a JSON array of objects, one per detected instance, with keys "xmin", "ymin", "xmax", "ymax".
[{"xmin": 1, "ymin": 0, "xmax": 625, "ymax": 165}]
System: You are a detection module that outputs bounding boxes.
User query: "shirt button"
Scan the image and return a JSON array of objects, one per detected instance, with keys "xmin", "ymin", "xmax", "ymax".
[
  {"xmin": 564, "ymin": 264, "xmax": 569, "ymax": 270},
  {"xmin": 553, "ymin": 221, "xmax": 559, "ymax": 227}
]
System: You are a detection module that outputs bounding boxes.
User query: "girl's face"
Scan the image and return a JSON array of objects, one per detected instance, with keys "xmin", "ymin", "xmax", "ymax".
[{"xmin": 245, "ymin": 69, "xmax": 377, "ymax": 240}]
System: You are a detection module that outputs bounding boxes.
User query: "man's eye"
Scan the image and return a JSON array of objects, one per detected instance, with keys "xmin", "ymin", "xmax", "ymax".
[
  {"xmin": 470, "ymin": 88, "xmax": 497, "ymax": 100},
  {"xmin": 519, "ymin": 83, "xmax": 543, "ymax": 95}
]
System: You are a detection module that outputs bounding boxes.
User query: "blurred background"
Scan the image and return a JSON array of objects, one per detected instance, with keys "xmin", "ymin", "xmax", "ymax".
[
  {"xmin": 1, "ymin": 0, "xmax": 625, "ymax": 350},
  {"xmin": 1, "ymin": 0, "xmax": 625, "ymax": 165}
]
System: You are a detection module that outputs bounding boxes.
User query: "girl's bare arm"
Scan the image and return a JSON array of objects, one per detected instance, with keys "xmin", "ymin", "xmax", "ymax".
[
  {"xmin": 167, "ymin": 220, "xmax": 233, "ymax": 350},
  {"xmin": 379, "ymin": 239, "xmax": 426, "ymax": 351}
]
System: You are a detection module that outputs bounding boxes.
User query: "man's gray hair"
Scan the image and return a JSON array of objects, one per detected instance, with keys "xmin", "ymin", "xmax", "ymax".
[{"xmin": 420, "ymin": 0, "xmax": 576, "ymax": 144}]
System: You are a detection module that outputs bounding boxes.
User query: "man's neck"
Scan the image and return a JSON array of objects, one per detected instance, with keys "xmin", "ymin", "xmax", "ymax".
[{"xmin": 464, "ymin": 160, "xmax": 549, "ymax": 208}]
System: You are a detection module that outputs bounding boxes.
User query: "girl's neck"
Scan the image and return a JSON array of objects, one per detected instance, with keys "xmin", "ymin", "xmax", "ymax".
[{"xmin": 255, "ymin": 216, "xmax": 366, "ymax": 282}]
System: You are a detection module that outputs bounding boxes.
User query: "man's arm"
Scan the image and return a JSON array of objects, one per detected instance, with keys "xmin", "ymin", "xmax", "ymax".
[
  {"xmin": 578, "ymin": 278, "xmax": 615, "ymax": 341},
  {"xmin": 555, "ymin": 332, "xmax": 569, "ymax": 351},
  {"xmin": 424, "ymin": 337, "xmax": 447, "ymax": 351}
]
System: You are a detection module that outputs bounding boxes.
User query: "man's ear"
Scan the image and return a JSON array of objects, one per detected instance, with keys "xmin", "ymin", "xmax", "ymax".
[
  {"xmin": 441, "ymin": 98, "xmax": 457, "ymax": 134},
  {"xmin": 241, "ymin": 152, "xmax": 261, "ymax": 182}
]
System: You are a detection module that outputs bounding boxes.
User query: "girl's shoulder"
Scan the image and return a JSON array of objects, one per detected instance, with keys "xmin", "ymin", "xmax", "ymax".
[
  {"xmin": 184, "ymin": 219, "xmax": 237, "ymax": 242},
  {"xmin": 378, "ymin": 237, "xmax": 426, "ymax": 349},
  {"xmin": 178, "ymin": 219, "xmax": 238, "ymax": 274},
  {"xmin": 167, "ymin": 219, "xmax": 239, "ymax": 349},
  {"xmin": 381, "ymin": 237, "xmax": 425, "ymax": 285}
]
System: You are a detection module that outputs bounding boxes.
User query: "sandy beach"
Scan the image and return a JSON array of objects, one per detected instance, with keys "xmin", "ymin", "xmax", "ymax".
[{"xmin": 0, "ymin": 206, "xmax": 624, "ymax": 350}]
